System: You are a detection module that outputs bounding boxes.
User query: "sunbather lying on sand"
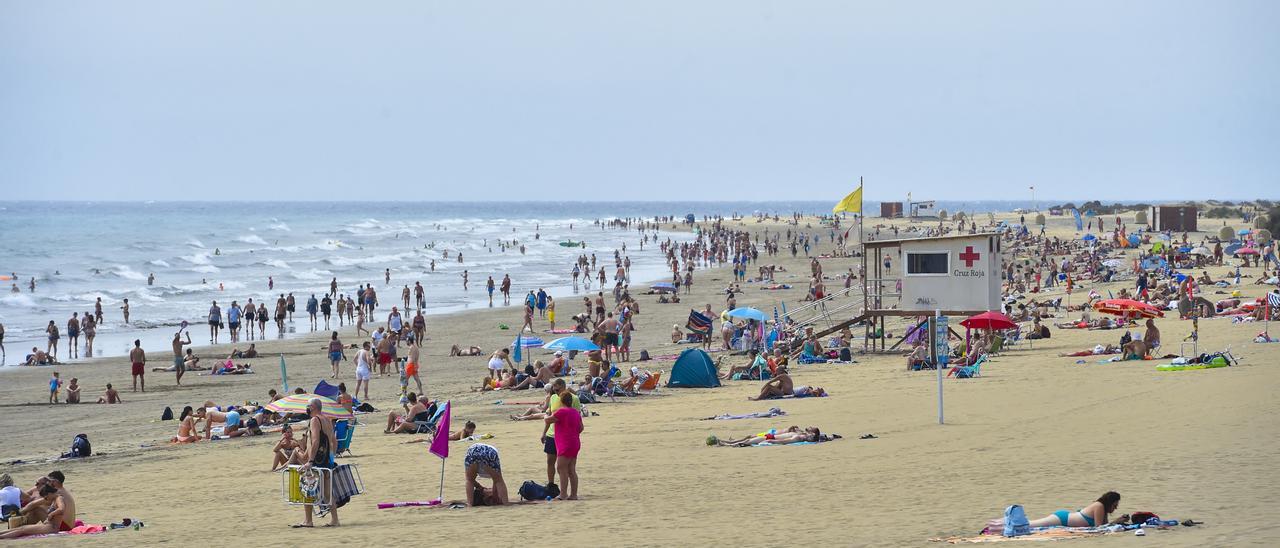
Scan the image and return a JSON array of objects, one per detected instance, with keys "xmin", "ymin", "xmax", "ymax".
[
  {"xmin": 1059, "ymin": 344, "xmax": 1121, "ymax": 357},
  {"xmin": 985, "ymin": 491, "xmax": 1123, "ymax": 531},
  {"xmin": 450, "ymin": 344, "xmax": 483, "ymax": 357},
  {"xmin": 710, "ymin": 425, "xmax": 826, "ymax": 446},
  {"xmin": 748, "ymin": 372, "xmax": 826, "ymax": 400}
]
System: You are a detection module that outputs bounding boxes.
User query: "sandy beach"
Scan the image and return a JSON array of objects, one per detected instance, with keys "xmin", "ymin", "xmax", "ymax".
[{"xmin": 2, "ymin": 209, "xmax": 1277, "ymax": 546}]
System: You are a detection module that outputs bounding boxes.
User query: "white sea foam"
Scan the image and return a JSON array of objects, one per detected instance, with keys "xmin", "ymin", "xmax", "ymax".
[
  {"xmin": 237, "ymin": 234, "xmax": 269, "ymax": 246},
  {"xmin": 181, "ymin": 253, "xmax": 213, "ymax": 265},
  {"xmin": 148, "ymin": 259, "xmax": 171, "ymax": 268},
  {"xmin": 110, "ymin": 264, "xmax": 148, "ymax": 281},
  {"xmin": 190, "ymin": 265, "xmax": 220, "ymax": 274},
  {"xmin": 264, "ymin": 259, "xmax": 291, "ymax": 269}
]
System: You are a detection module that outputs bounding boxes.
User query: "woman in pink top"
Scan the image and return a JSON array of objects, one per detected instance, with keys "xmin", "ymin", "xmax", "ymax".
[{"xmin": 542, "ymin": 392, "xmax": 584, "ymax": 500}]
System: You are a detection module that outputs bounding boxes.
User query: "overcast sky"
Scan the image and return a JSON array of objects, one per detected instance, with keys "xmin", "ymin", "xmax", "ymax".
[{"xmin": 2, "ymin": 1, "xmax": 1276, "ymax": 202}]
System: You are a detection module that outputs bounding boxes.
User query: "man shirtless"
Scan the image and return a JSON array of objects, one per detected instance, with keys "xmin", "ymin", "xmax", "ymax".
[
  {"xmin": 405, "ymin": 336, "xmax": 423, "ymax": 394},
  {"xmin": 0, "ymin": 472, "xmax": 75, "ymax": 539},
  {"xmin": 66, "ymin": 313, "xmax": 79, "ymax": 360},
  {"xmin": 129, "ymin": 339, "xmax": 146, "ymax": 392},
  {"xmin": 97, "ymin": 383, "xmax": 123, "ymax": 403},
  {"xmin": 172, "ymin": 331, "xmax": 192, "ymax": 385},
  {"xmin": 749, "ymin": 372, "xmax": 826, "ymax": 400}
]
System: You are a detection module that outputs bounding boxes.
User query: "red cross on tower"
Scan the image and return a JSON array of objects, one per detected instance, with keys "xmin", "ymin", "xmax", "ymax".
[{"xmin": 959, "ymin": 246, "xmax": 981, "ymax": 268}]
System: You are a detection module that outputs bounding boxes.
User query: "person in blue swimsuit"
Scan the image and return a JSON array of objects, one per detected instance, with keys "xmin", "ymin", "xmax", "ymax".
[{"xmin": 987, "ymin": 491, "xmax": 1122, "ymax": 530}]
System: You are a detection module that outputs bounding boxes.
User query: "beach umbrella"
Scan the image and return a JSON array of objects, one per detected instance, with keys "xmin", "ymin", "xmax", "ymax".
[
  {"xmin": 264, "ymin": 393, "xmax": 353, "ymax": 420},
  {"xmin": 1189, "ymin": 247, "xmax": 1211, "ymax": 256},
  {"xmin": 1224, "ymin": 243, "xmax": 1243, "ymax": 255},
  {"xmin": 1081, "ymin": 234, "xmax": 1097, "ymax": 241},
  {"xmin": 726, "ymin": 307, "xmax": 768, "ymax": 322},
  {"xmin": 651, "ymin": 282, "xmax": 676, "ymax": 293},
  {"xmin": 959, "ymin": 311, "xmax": 1016, "ymax": 331},
  {"xmin": 513, "ymin": 336, "xmax": 544, "ymax": 348},
  {"xmin": 1238, "ymin": 229, "xmax": 1252, "ymax": 236},
  {"xmin": 543, "ymin": 336, "xmax": 600, "ymax": 352},
  {"xmin": 1234, "ymin": 248, "xmax": 1260, "ymax": 256},
  {"xmin": 1102, "ymin": 259, "xmax": 1124, "ymax": 268},
  {"xmin": 1092, "ymin": 298, "xmax": 1164, "ymax": 319}
]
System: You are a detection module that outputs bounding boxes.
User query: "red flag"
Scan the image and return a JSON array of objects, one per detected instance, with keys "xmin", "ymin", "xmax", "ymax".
[{"xmin": 428, "ymin": 401, "xmax": 451, "ymax": 459}]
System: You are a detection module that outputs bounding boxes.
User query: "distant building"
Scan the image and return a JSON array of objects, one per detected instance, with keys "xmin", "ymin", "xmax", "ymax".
[
  {"xmin": 880, "ymin": 202, "xmax": 903, "ymax": 218},
  {"xmin": 1150, "ymin": 205, "xmax": 1197, "ymax": 232}
]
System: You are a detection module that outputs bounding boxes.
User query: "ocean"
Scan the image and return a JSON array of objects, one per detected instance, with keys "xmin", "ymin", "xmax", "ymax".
[{"xmin": 0, "ymin": 199, "xmax": 1045, "ymax": 365}]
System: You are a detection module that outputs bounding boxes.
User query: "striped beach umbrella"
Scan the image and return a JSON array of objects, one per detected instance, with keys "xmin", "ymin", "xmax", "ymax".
[{"xmin": 264, "ymin": 393, "xmax": 353, "ymax": 420}]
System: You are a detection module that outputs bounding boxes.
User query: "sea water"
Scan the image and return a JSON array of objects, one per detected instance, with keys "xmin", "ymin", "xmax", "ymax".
[{"xmin": 0, "ymin": 199, "xmax": 1051, "ymax": 365}]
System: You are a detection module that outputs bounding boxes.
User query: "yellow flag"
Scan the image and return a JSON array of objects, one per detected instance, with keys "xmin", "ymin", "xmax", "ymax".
[{"xmin": 832, "ymin": 184, "xmax": 862, "ymax": 214}]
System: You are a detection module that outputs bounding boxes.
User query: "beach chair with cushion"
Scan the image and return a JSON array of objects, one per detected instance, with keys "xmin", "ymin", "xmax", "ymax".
[{"xmin": 335, "ymin": 419, "xmax": 355, "ymax": 457}]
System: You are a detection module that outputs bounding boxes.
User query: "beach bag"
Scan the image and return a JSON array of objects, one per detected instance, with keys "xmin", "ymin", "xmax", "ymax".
[
  {"xmin": 1002, "ymin": 504, "xmax": 1030, "ymax": 537},
  {"xmin": 1130, "ymin": 511, "xmax": 1158, "ymax": 525},
  {"xmin": 518, "ymin": 480, "xmax": 560, "ymax": 501},
  {"xmin": 161, "ymin": 407, "xmax": 174, "ymax": 421},
  {"xmin": 63, "ymin": 434, "xmax": 92, "ymax": 459},
  {"xmin": 639, "ymin": 350, "xmax": 651, "ymax": 361},
  {"xmin": 839, "ymin": 348, "xmax": 852, "ymax": 362}
]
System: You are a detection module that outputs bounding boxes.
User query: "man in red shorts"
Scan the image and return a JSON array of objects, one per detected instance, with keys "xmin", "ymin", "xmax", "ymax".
[{"xmin": 128, "ymin": 339, "xmax": 146, "ymax": 392}]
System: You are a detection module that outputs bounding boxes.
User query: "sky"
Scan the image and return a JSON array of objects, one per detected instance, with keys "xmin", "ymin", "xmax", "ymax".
[{"xmin": 1, "ymin": 1, "xmax": 1276, "ymax": 202}]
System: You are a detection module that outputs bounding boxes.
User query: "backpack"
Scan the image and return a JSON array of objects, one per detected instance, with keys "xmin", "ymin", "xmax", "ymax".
[
  {"xmin": 639, "ymin": 350, "xmax": 651, "ymax": 361},
  {"xmin": 1119, "ymin": 331, "xmax": 1132, "ymax": 346},
  {"xmin": 161, "ymin": 407, "xmax": 174, "ymax": 421},
  {"xmin": 1003, "ymin": 504, "xmax": 1030, "ymax": 537},
  {"xmin": 518, "ymin": 480, "xmax": 560, "ymax": 501},
  {"xmin": 63, "ymin": 434, "xmax": 92, "ymax": 459}
]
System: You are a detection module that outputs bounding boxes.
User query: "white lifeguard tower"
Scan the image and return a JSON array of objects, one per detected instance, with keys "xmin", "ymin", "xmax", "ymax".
[
  {"xmin": 782, "ymin": 233, "xmax": 1003, "ymax": 353},
  {"xmin": 861, "ymin": 232, "xmax": 1002, "ymax": 350}
]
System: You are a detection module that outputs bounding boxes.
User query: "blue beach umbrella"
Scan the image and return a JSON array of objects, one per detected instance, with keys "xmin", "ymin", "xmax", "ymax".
[
  {"xmin": 544, "ymin": 336, "xmax": 600, "ymax": 352},
  {"xmin": 1081, "ymin": 234, "xmax": 1097, "ymax": 241},
  {"xmin": 726, "ymin": 307, "xmax": 768, "ymax": 322}
]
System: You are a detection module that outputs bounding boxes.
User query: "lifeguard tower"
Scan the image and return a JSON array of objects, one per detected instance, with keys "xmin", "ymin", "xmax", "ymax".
[{"xmin": 782, "ymin": 233, "xmax": 1003, "ymax": 352}]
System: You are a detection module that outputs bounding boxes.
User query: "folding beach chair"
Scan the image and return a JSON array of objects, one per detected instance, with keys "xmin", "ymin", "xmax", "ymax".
[
  {"xmin": 949, "ymin": 354, "xmax": 987, "ymax": 379},
  {"xmin": 638, "ymin": 371, "xmax": 662, "ymax": 392},
  {"xmin": 335, "ymin": 419, "xmax": 356, "ymax": 457}
]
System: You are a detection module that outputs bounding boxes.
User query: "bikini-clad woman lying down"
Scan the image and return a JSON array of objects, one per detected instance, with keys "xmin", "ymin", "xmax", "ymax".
[{"xmin": 985, "ymin": 491, "xmax": 1124, "ymax": 530}]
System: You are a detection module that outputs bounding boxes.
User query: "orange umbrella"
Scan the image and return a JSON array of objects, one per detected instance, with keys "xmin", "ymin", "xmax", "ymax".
[{"xmin": 1092, "ymin": 298, "xmax": 1164, "ymax": 319}]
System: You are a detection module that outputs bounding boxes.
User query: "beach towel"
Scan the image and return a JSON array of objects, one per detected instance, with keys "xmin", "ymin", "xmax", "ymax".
[
  {"xmin": 686, "ymin": 310, "xmax": 713, "ymax": 336},
  {"xmin": 545, "ymin": 329, "xmax": 577, "ymax": 334},
  {"xmin": 702, "ymin": 408, "xmax": 785, "ymax": 420},
  {"xmin": 931, "ymin": 527, "xmax": 1114, "ymax": 543}
]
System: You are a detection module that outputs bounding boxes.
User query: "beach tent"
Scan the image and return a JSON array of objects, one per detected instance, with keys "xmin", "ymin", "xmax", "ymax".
[{"xmin": 666, "ymin": 349, "xmax": 720, "ymax": 388}]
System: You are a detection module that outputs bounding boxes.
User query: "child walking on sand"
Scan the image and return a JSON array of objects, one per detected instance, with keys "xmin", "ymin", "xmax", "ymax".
[{"xmin": 48, "ymin": 372, "xmax": 62, "ymax": 404}]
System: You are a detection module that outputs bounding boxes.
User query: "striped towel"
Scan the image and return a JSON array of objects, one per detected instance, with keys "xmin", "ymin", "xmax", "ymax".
[{"xmin": 332, "ymin": 464, "xmax": 361, "ymax": 508}]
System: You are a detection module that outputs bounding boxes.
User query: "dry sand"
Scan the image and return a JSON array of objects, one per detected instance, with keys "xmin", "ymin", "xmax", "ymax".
[{"xmin": 2, "ymin": 211, "xmax": 1277, "ymax": 546}]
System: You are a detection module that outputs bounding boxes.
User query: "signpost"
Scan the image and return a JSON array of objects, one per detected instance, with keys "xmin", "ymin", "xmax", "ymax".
[{"xmin": 933, "ymin": 311, "xmax": 949, "ymax": 425}]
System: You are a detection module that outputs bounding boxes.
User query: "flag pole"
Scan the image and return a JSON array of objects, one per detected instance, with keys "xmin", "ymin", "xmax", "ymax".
[{"xmin": 437, "ymin": 457, "xmax": 446, "ymax": 502}]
